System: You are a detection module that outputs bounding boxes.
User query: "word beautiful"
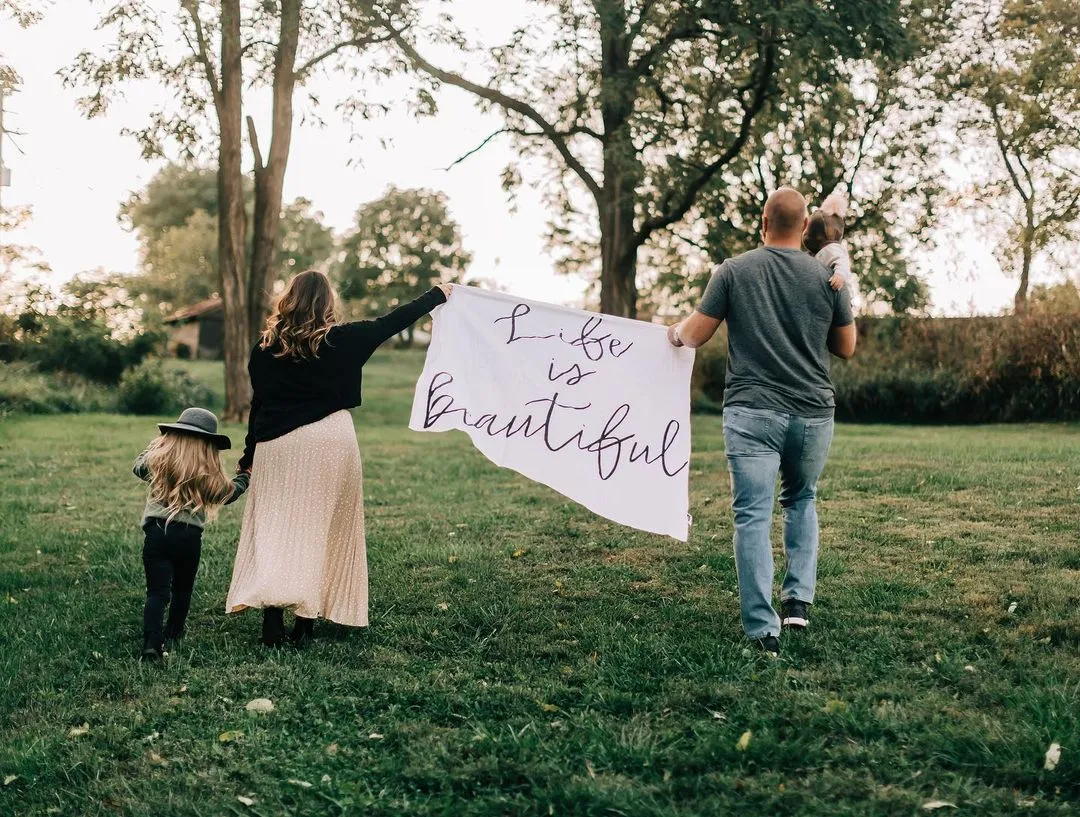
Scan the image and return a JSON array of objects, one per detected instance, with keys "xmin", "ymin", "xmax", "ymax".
[{"xmin": 421, "ymin": 302, "xmax": 688, "ymax": 482}]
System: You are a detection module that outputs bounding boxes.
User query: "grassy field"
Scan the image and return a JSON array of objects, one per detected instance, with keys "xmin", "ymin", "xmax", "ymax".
[{"xmin": 1, "ymin": 350, "xmax": 1078, "ymax": 816}]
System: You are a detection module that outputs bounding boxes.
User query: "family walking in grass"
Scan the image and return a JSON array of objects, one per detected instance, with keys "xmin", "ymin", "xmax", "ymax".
[{"xmin": 131, "ymin": 186, "xmax": 854, "ymax": 663}]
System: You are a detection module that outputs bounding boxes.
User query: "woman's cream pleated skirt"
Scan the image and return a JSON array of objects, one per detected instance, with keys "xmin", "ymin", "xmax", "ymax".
[{"xmin": 226, "ymin": 410, "xmax": 368, "ymax": 626}]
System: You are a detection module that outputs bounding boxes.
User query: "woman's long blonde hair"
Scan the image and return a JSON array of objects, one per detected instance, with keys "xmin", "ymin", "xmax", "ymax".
[
  {"xmin": 260, "ymin": 269, "xmax": 341, "ymax": 359},
  {"xmin": 146, "ymin": 432, "xmax": 234, "ymax": 523}
]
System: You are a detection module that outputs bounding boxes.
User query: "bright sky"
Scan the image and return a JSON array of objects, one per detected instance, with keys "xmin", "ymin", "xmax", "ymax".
[{"xmin": 0, "ymin": 2, "xmax": 1032, "ymax": 315}]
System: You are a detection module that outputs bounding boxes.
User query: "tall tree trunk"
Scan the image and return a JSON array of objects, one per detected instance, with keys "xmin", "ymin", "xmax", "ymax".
[
  {"xmin": 1014, "ymin": 201, "xmax": 1034, "ymax": 314},
  {"xmin": 247, "ymin": 0, "xmax": 300, "ymax": 342},
  {"xmin": 596, "ymin": 2, "xmax": 640, "ymax": 318},
  {"xmin": 599, "ymin": 198, "xmax": 638, "ymax": 317},
  {"xmin": 218, "ymin": 0, "xmax": 250, "ymax": 422}
]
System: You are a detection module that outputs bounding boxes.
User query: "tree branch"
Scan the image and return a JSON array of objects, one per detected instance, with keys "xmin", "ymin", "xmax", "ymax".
[
  {"xmin": 1044, "ymin": 186, "xmax": 1080, "ymax": 228},
  {"xmin": 444, "ymin": 126, "xmax": 546, "ymax": 170},
  {"xmin": 246, "ymin": 114, "xmax": 264, "ymax": 173},
  {"xmin": 630, "ymin": 37, "xmax": 777, "ymax": 249},
  {"xmin": 630, "ymin": 20, "xmax": 709, "ymax": 76},
  {"xmin": 295, "ymin": 34, "xmax": 390, "ymax": 79},
  {"xmin": 988, "ymin": 100, "xmax": 1030, "ymax": 202},
  {"xmin": 240, "ymin": 39, "xmax": 277, "ymax": 56},
  {"xmin": 444, "ymin": 128, "xmax": 510, "ymax": 169},
  {"xmin": 567, "ymin": 124, "xmax": 603, "ymax": 141},
  {"xmin": 384, "ymin": 25, "xmax": 602, "ymax": 203},
  {"xmin": 628, "ymin": 0, "xmax": 658, "ymax": 41},
  {"xmin": 180, "ymin": 0, "xmax": 221, "ymax": 108}
]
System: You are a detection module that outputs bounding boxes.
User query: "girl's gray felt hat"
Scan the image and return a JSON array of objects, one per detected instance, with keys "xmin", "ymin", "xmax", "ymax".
[{"xmin": 157, "ymin": 407, "xmax": 232, "ymax": 450}]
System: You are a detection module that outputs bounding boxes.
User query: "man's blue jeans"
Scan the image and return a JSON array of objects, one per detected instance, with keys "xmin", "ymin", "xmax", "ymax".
[{"xmin": 722, "ymin": 406, "xmax": 835, "ymax": 639}]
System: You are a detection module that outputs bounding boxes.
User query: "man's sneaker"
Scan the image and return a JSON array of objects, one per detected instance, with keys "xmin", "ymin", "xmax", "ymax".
[
  {"xmin": 754, "ymin": 635, "xmax": 781, "ymax": 658},
  {"xmin": 781, "ymin": 599, "xmax": 810, "ymax": 630}
]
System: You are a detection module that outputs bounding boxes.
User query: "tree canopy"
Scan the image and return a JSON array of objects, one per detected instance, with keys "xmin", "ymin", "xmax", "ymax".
[
  {"xmin": 945, "ymin": 0, "xmax": 1080, "ymax": 312},
  {"xmin": 381, "ymin": 0, "xmax": 913, "ymax": 317},
  {"xmin": 336, "ymin": 186, "xmax": 471, "ymax": 343},
  {"xmin": 121, "ymin": 164, "xmax": 335, "ymax": 314}
]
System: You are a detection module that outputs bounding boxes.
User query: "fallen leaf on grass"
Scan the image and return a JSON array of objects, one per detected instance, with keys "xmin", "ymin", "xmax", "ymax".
[
  {"xmin": 3, "ymin": 775, "xmax": 17, "ymax": 786},
  {"xmin": 325, "ymin": 742, "xmax": 339, "ymax": 755},
  {"xmin": 288, "ymin": 779, "xmax": 313, "ymax": 788},
  {"xmin": 368, "ymin": 733, "xmax": 384, "ymax": 740},
  {"xmin": 921, "ymin": 801, "xmax": 957, "ymax": 810},
  {"xmin": 68, "ymin": 723, "xmax": 90, "ymax": 739},
  {"xmin": 736, "ymin": 730, "xmax": 752, "ymax": 751},
  {"xmin": 321, "ymin": 774, "xmax": 331, "ymax": 784},
  {"xmin": 1007, "ymin": 602, "xmax": 1018, "ymax": 614},
  {"xmin": 824, "ymin": 699, "xmax": 847, "ymax": 714},
  {"xmin": 142, "ymin": 731, "xmax": 160, "ymax": 743},
  {"xmin": 436, "ymin": 602, "xmax": 449, "ymax": 611},
  {"xmin": 237, "ymin": 795, "xmax": 256, "ymax": 806},
  {"xmin": 219, "ymin": 730, "xmax": 244, "ymax": 743},
  {"xmin": 538, "ymin": 702, "xmax": 560, "ymax": 713},
  {"xmin": 1044, "ymin": 742, "xmax": 1062, "ymax": 771},
  {"xmin": 707, "ymin": 710, "xmax": 726, "ymax": 721},
  {"xmin": 147, "ymin": 751, "xmax": 168, "ymax": 766},
  {"xmin": 511, "ymin": 549, "xmax": 526, "ymax": 558},
  {"xmin": 178, "ymin": 684, "xmax": 189, "ymax": 694},
  {"xmin": 448, "ymin": 555, "xmax": 459, "ymax": 564},
  {"xmin": 585, "ymin": 760, "xmax": 596, "ymax": 779},
  {"xmin": 245, "ymin": 698, "xmax": 275, "ymax": 713}
]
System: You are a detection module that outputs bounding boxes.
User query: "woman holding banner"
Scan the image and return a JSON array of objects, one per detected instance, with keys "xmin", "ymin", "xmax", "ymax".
[{"xmin": 227, "ymin": 270, "xmax": 451, "ymax": 646}]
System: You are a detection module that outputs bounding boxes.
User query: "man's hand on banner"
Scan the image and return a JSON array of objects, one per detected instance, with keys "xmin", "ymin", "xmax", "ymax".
[
  {"xmin": 438, "ymin": 283, "xmax": 454, "ymax": 298},
  {"xmin": 667, "ymin": 322, "xmax": 684, "ymax": 348},
  {"xmin": 667, "ymin": 312, "xmax": 720, "ymax": 349}
]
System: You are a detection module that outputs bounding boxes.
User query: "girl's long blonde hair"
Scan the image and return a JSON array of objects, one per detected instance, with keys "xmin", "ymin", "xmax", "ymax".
[
  {"xmin": 145, "ymin": 432, "xmax": 234, "ymax": 523},
  {"xmin": 260, "ymin": 269, "xmax": 341, "ymax": 359}
]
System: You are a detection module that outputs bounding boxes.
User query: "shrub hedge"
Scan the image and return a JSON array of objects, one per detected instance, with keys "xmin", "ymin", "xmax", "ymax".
[
  {"xmin": 0, "ymin": 362, "xmax": 116, "ymax": 416},
  {"xmin": 694, "ymin": 310, "xmax": 1080, "ymax": 423},
  {"xmin": 116, "ymin": 361, "xmax": 216, "ymax": 416}
]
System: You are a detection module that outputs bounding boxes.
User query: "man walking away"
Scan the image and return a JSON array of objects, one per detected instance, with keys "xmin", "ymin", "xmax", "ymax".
[{"xmin": 667, "ymin": 187, "xmax": 856, "ymax": 657}]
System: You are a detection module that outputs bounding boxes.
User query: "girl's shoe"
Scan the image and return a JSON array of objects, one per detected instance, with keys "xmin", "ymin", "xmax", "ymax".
[
  {"xmin": 290, "ymin": 615, "xmax": 315, "ymax": 645},
  {"xmin": 261, "ymin": 607, "xmax": 287, "ymax": 647},
  {"xmin": 140, "ymin": 638, "xmax": 164, "ymax": 662}
]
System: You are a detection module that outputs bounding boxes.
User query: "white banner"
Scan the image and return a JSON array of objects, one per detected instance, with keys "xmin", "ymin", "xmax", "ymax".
[{"xmin": 409, "ymin": 286, "xmax": 696, "ymax": 540}]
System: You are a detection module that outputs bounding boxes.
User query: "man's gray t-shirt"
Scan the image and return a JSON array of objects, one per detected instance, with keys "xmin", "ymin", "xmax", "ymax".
[{"xmin": 698, "ymin": 246, "xmax": 853, "ymax": 417}]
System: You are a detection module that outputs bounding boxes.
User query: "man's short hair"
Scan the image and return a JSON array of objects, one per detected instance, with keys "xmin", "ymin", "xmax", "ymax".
[{"xmin": 764, "ymin": 188, "xmax": 808, "ymax": 237}]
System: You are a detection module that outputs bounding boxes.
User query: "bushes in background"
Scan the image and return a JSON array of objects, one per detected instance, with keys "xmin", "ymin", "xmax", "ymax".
[
  {"xmin": 1, "ymin": 360, "xmax": 215, "ymax": 416},
  {"xmin": 695, "ymin": 309, "xmax": 1080, "ymax": 423},
  {"xmin": 116, "ymin": 361, "xmax": 216, "ymax": 415},
  {"xmin": 4, "ymin": 279, "xmax": 164, "ymax": 383},
  {"xmin": 0, "ymin": 362, "xmax": 116, "ymax": 415}
]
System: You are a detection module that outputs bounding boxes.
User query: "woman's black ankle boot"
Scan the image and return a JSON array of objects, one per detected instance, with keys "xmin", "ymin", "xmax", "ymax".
[
  {"xmin": 261, "ymin": 607, "xmax": 286, "ymax": 647},
  {"xmin": 290, "ymin": 615, "xmax": 315, "ymax": 645}
]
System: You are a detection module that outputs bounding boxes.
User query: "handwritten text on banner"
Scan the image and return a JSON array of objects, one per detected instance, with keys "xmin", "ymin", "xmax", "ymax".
[{"xmin": 409, "ymin": 286, "xmax": 696, "ymax": 540}]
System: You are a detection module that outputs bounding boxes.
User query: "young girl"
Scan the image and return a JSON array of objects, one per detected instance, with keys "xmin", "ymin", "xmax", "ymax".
[
  {"xmin": 133, "ymin": 407, "xmax": 250, "ymax": 661},
  {"xmin": 805, "ymin": 190, "xmax": 858, "ymax": 300}
]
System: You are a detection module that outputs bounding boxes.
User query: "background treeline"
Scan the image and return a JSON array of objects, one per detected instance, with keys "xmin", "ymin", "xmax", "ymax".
[
  {"xmin": 0, "ymin": 167, "xmax": 472, "ymax": 416},
  {"xmin": 695, "ymin": 283, "xmax": 1080, "ymax": 423}
]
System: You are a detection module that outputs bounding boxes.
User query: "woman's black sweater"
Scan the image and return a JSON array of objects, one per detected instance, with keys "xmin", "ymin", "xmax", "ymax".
[{"xmin": 238, "ymin": 287, "xmax": 446, "ymax": 471}]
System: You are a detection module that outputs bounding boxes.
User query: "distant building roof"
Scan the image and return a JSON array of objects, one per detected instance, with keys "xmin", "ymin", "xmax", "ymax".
[{"xmin": 165, "ymin": 297, "xmax": 223, "ymax": 324}]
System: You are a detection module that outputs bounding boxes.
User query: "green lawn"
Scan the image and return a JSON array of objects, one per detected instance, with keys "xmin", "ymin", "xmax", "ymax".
[{"xmin": 1, "ymin": 350, "xmax": 1078, "ymax": 816}]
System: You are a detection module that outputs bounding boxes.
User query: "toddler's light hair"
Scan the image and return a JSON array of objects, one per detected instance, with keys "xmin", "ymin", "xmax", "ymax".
[{"xmin": 145, "ymin": 431, "xmax": 234, "ymax": 523}]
